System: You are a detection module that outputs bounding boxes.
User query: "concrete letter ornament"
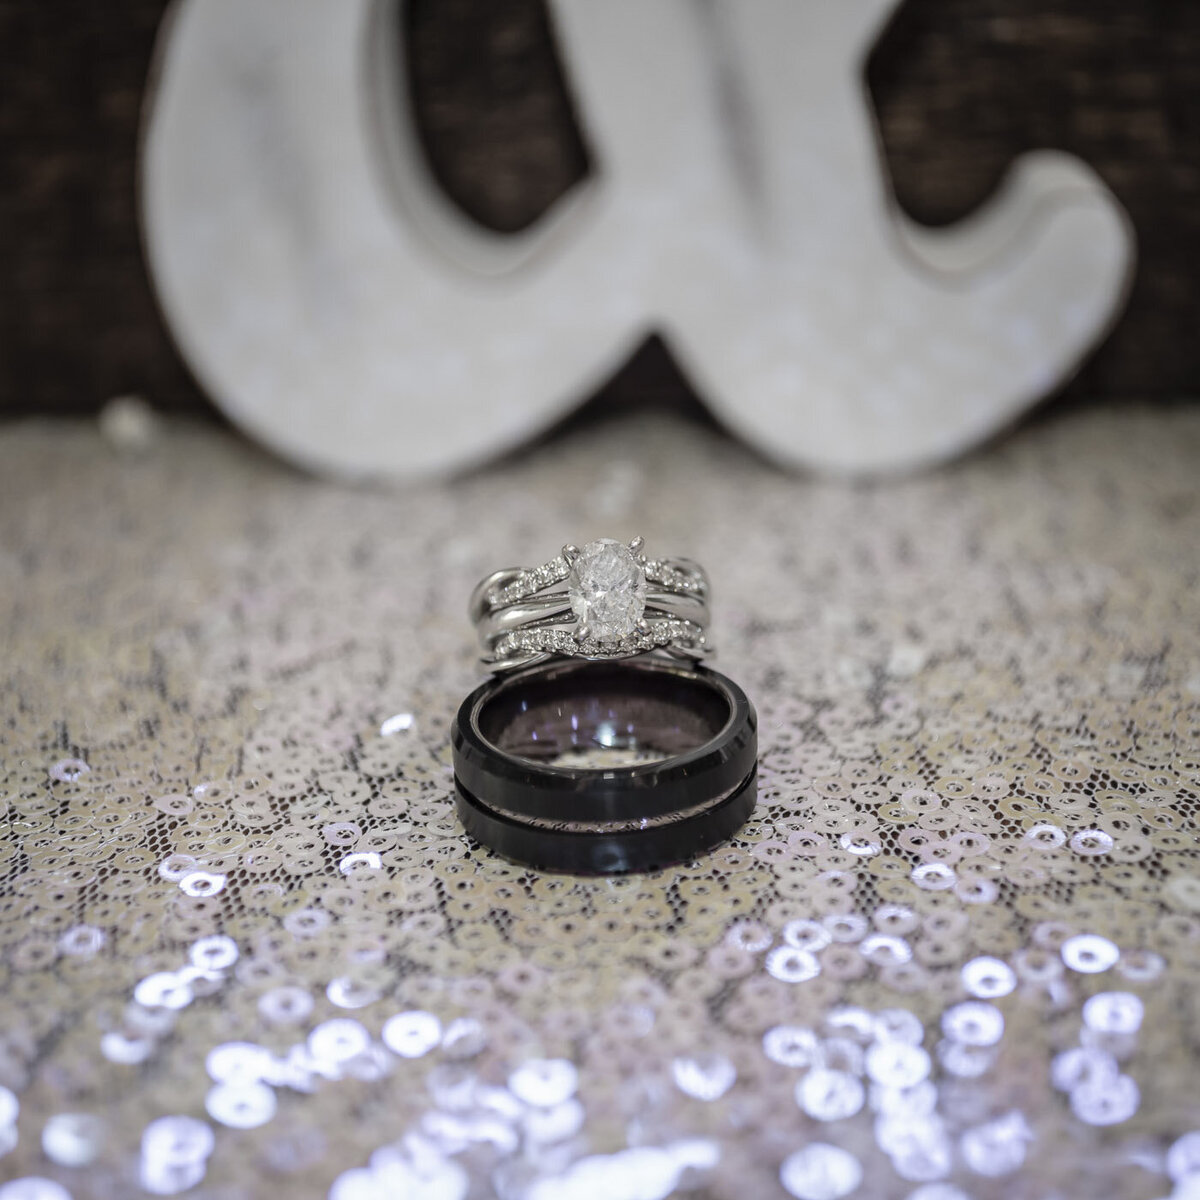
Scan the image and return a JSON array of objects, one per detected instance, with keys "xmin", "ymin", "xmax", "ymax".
[{"xmin": 143, "ymin": 0, "xmax": 1134, "ymax": 479}]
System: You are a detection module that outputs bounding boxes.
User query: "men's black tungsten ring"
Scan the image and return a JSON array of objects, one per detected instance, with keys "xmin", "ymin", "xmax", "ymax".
[{"xmin": 451, "ymin": 656, "xmax": 757, "ymax": 874}]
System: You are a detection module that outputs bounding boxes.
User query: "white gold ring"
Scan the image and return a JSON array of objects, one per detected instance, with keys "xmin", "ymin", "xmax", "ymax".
[{"xmin": 470, "ymin": 537, "xmax": 712, "ymax": 673}]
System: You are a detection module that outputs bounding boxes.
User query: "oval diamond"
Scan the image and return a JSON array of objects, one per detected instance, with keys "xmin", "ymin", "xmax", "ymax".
[{"xmin": 568, "ymin": 539, "xmax": 646, "ymax": 642}]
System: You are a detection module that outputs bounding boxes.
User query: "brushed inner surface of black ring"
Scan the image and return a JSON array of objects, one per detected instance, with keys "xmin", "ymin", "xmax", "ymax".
[{"xmin": 452, "ymin": 657, "xmax": 757, "ymax": 831}]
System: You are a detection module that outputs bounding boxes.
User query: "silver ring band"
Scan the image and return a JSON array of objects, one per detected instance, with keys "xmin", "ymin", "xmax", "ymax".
[{"xmin": 471, "ymin": 537, "xmax": 713, "ymax": 672}]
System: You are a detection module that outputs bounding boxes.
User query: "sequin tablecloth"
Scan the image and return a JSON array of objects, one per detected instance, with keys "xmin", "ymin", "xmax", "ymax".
[{"xmin": 2, "ymin": 406, "xmax": 1199, "ymax": 1200}]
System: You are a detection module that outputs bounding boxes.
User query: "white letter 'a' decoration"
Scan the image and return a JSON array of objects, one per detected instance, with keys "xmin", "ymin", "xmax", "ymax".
[{"xmin": 143, "ymin": 0, "xmax": 1134, "ymax": 480}]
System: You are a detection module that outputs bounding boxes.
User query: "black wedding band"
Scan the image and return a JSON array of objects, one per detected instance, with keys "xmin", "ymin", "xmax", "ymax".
[{"xmin": 451, "ymin": 657, "xmax": 757, "ymax": 874}]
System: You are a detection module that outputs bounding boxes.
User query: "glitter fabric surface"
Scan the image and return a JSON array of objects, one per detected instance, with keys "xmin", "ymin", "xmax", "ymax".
[{"xmin": 1, "ymin": 407, "xmax": 1199, "ymax": 1200}]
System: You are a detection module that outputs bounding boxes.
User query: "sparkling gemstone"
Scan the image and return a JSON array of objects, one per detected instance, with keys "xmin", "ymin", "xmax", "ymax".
[{"xmin": 567, "ymin": 539, "xmax": 646, "ymax": 641}]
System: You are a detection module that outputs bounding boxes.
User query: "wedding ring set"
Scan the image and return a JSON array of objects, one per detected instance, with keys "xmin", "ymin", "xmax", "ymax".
[
  {"xmin": 469, "ymin": 536, "xmax": 712, "ymax": 672},
  {"xmin": 453, "ymin": 537, "xmax": 756, "ymax": 874}
]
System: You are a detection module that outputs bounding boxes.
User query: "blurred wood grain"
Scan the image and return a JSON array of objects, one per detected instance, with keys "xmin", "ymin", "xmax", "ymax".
[{"xmin": 0, "ymin": 0, "xmax": 1196, "ymax": 422}]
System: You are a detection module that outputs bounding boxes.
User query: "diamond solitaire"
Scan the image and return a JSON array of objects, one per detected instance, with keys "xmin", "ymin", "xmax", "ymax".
[
  {"xmin": 470, "ymin": 536, "xmax": 711, "ymax": 672},
  {"xmin": 566, "ymin": 538, "xmax": 647, "ymax": 643}
]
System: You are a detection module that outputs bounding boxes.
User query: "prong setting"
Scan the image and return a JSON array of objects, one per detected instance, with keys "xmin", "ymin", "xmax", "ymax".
[
  {"xmin": 628, "ymin": 535, "xmax": 645, "ymax": 556},
  {"xmin": 562, "ymin": 544, "xmax": 581, "ymax": 567}
]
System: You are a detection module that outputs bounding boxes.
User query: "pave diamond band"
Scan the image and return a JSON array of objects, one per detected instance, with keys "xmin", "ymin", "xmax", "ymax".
[
  {"xmin": 470, "ymin": 537, "xmax": 713, "ymax": 673},
  {"xmin": 494, "ymin": 618, "xmax": 707, "ymax": 663}
]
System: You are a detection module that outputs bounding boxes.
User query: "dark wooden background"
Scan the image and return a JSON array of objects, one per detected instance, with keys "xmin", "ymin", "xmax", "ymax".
[{"xmin": 0, "ymin": 0, "xmax": 1196, "ymax": 423}]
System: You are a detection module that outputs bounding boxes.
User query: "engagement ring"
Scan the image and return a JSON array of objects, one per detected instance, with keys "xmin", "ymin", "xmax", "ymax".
[{"xmin": 469, "ymin": 537, "xmax": 712, "ymax": 672}]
